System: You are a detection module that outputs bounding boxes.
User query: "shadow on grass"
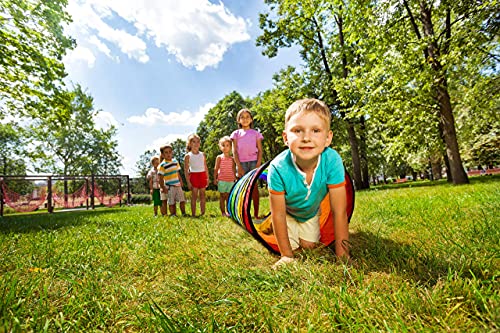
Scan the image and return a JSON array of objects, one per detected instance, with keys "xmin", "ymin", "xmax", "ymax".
[
  {"xmin": 0, "ymin": 207, "xmax": 130, "ymax": 234},
  {"xmin": 349, "ymin": 230, "xmax": 489, "ymax": 286}
]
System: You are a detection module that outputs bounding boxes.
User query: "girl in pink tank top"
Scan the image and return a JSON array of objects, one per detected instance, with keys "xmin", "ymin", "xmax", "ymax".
[{"xmin": 214, "ymin": 136, "xmax": 236, "ymax": 217}]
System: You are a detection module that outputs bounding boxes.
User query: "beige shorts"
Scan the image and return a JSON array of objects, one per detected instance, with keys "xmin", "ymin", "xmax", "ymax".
[
  {"xmin": 160, "ymin": 191, "xmax": 168, "ymax": 201},
  {"xmin": 287, "ymin": 213, "xmax": 320, "ymax": 250},
  {"xmin": 167, "ymin": 186, "xmax": 186, "ymax": 205}
]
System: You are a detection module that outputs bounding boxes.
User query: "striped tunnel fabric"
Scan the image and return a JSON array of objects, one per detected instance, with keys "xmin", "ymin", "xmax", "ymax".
[{"xmin": 227, "ymin": 161, "xmax": 355, "ymax": 255}]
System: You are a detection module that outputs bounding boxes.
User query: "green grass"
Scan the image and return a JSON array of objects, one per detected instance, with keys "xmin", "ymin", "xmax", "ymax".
[{"xmin": 0, "ymin": 177, "xmax": 498, "ymax": 332}]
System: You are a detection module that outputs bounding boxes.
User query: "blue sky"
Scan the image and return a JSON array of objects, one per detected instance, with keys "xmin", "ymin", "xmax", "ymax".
[{"xmin": 63, "ymin": 0, "xmax": 300, "ymax": 176}]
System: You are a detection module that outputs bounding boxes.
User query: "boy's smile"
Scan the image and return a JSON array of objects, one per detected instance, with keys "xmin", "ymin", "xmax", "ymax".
[{"xmin": 283, "ymin": 111, "xmax": 332, "ymax": 167}]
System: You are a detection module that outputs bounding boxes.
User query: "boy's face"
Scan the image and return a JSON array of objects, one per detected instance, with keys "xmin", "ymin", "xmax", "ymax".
[
  {"xmin": 219, "ymin": 141, "xmax": 231, "ymax": 154},
  {"xmin": 164, "ymin": 148, "xmax": 173, "ymax": 160},
  {"xmin": 283, "ymin": 111, "xmax": 332, "ymax": 165},
  {"xmin": 152, "ymin": 159, "xmax": 159, "ymax": 168}
]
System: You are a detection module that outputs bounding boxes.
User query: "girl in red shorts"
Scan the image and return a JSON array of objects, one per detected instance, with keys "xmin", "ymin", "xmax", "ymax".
[{"xmin": 184, "ymin": 133, "xmax": 210, "ymax": 217}]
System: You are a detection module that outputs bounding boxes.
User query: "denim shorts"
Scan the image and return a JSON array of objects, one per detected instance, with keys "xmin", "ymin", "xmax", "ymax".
[{"xmin": 240, "ymin": 160, "xmax": 257, "ymax": 174}]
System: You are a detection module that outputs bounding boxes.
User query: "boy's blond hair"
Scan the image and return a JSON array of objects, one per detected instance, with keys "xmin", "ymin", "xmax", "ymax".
[
  {"xmin": 150, "ymin": 155, "xmax": 160, "ymax": 164},
  {"xmin": 285, "ymin": 98, "xmax": 331, "ymax": 128},
  {"xmin": 218, "ymin": 136, "xmax": 232, "ymax": 149},
  {"xmin": 160, "ymin": 144, "xmax": 173, "ymax": 154},
  {"xmin": 236, "ymin": 108, "xmax": 254, "ymax": 128}
]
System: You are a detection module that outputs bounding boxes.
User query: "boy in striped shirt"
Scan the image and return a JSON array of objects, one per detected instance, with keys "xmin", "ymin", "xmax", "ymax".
[{"xmin": 158, "ymin": 144, "xmax": 187, "ymax": 217}]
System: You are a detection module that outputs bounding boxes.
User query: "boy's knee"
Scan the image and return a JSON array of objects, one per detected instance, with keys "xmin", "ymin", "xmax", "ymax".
[{"xmin": 299, "ymin": 239, "xmax": 316, "ymax": 250}]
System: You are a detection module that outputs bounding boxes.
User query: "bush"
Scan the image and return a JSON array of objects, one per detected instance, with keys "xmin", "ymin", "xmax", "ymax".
[
  {"xmin": 129, "ymin": 186, "xmax": 270, "ymax": 205},
  {"xmin": 129, "ymin": 194, "xmax": 151, "ymax": 205}
]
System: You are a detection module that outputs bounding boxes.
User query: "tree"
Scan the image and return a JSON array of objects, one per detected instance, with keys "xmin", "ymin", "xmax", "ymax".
[
  {"xmin": 358, "ymin": 0, "xmax": 498, "ymax": 184},
  {"xmin": 0, "ymin": 0, "xmax": 74, "ymax": 120},
  {"xmin": 251, "ymin": 67, "xmax": 307, "ymax": 162},
  {"xmin": 197, "ymin": 91, "xmax": 251, "ymax": 172},
  {"xmin": 134, "ymin": 149, "xmax": 158, "ymax": 194},
  {"xmin": 0, "ymin": 123, "xmax": 24, "ymax": 174},
  {"xmin": 30, "ymin": 85, "xmax": 121, "ymax": 175},
  {"xmin": 171, "ymin": 138, "xmax": 187, "ymax": 187},
  {"xmin": 257, "ymin": 0, "xmax": 370, "ymax": 188},
  {"xmin": 28, "ymin": 85, "xmax": 121, "ymax": 200}
]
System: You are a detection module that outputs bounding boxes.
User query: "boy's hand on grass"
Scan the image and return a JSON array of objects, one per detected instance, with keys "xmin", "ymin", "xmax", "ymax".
[{"xmin": 272, "ymin": 256, "xmax": 296, "ymax": 270}]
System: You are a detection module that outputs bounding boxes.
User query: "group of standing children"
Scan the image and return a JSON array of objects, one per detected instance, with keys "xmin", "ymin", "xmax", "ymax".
[
  {"xmin": 147, "ymin": 98, "xmax": 351, "ymax": 268},
  {"xmin": 147, "ymin": 108, "xmax": 263, "ymax": 218}
]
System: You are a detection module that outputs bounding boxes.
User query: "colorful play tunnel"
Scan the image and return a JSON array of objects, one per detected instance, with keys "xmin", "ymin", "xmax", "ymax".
[{"xmin": 227, "ymin": 160, "xmax": 355, "ymax": 254}]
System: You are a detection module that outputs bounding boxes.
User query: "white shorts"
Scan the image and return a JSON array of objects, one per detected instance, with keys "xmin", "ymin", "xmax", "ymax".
[
  {"xmin": 160, "ymin": 191, "xmax": 168, "ymax": 201},
  {"xmin": 167, "ymin": 186, "xmax": 186, "ymax": 205},
  {"xmin": 287, "ymin": 214, "xmax": 320, "ymax": 250}
]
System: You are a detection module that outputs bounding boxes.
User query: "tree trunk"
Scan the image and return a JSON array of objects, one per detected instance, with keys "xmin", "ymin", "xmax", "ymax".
[
  {"xmin": 420, "ymin": 3, "xmax": 468, "ymax": 184},
  {"xmin": 346, "ymin": 122, "xmax": 363, "ymax": 189},
  {"xmin": 436, "ymin": 85, "xmax": 468, "ymax": 183},
  {"xmin": 438, "ymin": 119, "xmax": 453, "ymax": 182},
  {"xmin": 359, "ymin": 115, "xmax": 370, "ymax": 188},
  {"xmin": 431, "ymin": 160, "xmax": 442, "ymax": 180},
  {"xmin": 334, "ymin": 12, "xmax": 366, "ymax": 189}
]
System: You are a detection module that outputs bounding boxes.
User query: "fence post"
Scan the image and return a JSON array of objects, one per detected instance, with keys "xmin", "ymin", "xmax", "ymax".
[
  {"xmin": 47, "ymin": 176, "xmax": 53, "ymax": 213},
  {"xmin": 127, "ymin": 175, "xmax": 131, "ymax": 205},
  {"xmin": 0, "ymin": 177, "xmax": 3, "ymax": 217},
  {"xmin": 119, "ymin": 177, "xmax": 122, "ymax": 207},
  {"xmin": 91, "ymin": 174, "xmax": 95, "ymax": 210},
  {"xmin": 85, "ymin": 178, "xmax": 89, "ymax": 210}
]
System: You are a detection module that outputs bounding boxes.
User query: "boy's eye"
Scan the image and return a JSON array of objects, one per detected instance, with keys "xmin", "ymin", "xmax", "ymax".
[
  {"xmin": 291, "ymin": 128, "xmax": 302, "ymax": 133},
  {"xmin": 313, "ymin": 128, "xmax": 321, "ymax": 133}
]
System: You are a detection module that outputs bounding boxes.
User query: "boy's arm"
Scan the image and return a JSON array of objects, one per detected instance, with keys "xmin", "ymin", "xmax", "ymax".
[
  {"xmin": 157, "ymin": 166, "xmax": 167, "ymax": 193},
  {"xmin": 269, "ymin": 192, "xmax": 293, "ymax": 258},
  {"xmin": 177, "ymin": 171, "xmax": 184, "ymax": 188},
  {"xmin": 157, "ymin": 173, "xmax": 163, "ymax": 191},
  {"xmin": 149, "ymin": 174, "xmax": 153, "ymax": 193},
  {"xmin": 329, "ymin": 186, "xmax": 349, "ymax": 260},
  {"xmin": 256, "ymin": 139, "xmax": 263, "ymax": 168},
  {"xmin": 213, "ymin": 156, "xmax": 221, "ymax": 185}
]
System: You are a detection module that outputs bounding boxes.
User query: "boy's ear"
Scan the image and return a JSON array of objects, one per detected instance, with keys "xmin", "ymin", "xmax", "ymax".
[
  {"xmin": 325, "ymin": 130, "xmax": 333, "ymax": 147},
  {"xmin": 282, "ymin": 131, "xmax": 288, "ymax": 146}
]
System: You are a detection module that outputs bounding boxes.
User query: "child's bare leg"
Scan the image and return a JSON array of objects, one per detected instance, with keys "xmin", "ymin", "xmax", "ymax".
[
  {"xmin": 169, "ymin": 204, "xmax": 176, "ymax": 216},
  {"xmin": 299, "ymin": 238, "xmax": 317, "ymax": 250},
  {"xmin": 252, "ymin": 184, "xmax": 259, "ymax": 218},
  {"xmin": 161, "ymin": 201, "xmax": 168, "ymax": 216},
  {"xmin": 219, "ymin": 193, "xmax": 225, "ymax": 215},
  {"xmin": 154, "ymin": 205, "xmax": 158, "ymax": 216},
  {"xmin": 191, "ymin": 189, "xmax": 198, "ymax": 216},
  {"xmin": 200, "ymin": 188, "xmax": 206, "ymax": 215},
  {"xmin": 180, "ymin": 201, "xmax": 186, "ymax": 215}
]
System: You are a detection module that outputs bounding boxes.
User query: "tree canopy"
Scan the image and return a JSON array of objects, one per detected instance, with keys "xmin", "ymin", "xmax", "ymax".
[{"xmin": 0, "ymin": 0, "xmax": 74, "ymax": 119}]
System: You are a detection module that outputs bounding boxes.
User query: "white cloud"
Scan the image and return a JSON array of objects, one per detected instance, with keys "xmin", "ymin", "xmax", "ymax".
[
  {"xmin": 64, "ymin": 45, "xmax": 96, "ymax": 68},
  {"xmin": 127, "ymin": 102, "xmax": 214, "ymax": 127},
  {"xmin": 147, "ymin": 134, "xmax": 188, "ymax": 152},
  {"xmin": 65, "ymin": 0, "xmax": 250, "ymax": 70},
  {"xmin": 88, "ymin": 35, "xmax": 119, "ymax": 62},
  {"xmin": 94, "ymin": 111, "xmax": 120, "ymax": 129}
]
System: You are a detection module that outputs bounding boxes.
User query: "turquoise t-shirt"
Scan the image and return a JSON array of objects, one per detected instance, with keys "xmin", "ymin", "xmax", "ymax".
[{"xmin": 268, "ymin": 148, "xmax": 345, "ymax": 222}]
